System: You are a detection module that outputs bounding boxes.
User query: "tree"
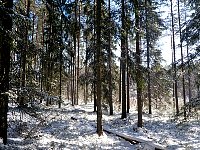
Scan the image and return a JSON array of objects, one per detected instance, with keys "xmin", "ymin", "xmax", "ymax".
[
  {"xmin": 0, "ymin": 0, "xmax": 13, "ymax": 144},
  {"xmin": 132, "ymin": 0, "xmax": 143, "ymax": 127},
  {"xmin": 170, "ymin": 0, "xmax": 179, "ymax": 115},
  {"xmin": 145, "ymin": 0, "xmax": 152, "ymax": 114},
  {"xmin": 108, "ymin": 0, "xmax": 113, "ymax": 115},
  {"xmin": 96, "ymin": 0, "xmax": 103, "ymax": 136},
  {"xmin": 121, "ymin": 0, "xmax": 127, "ymax": 119},
  {"xmin": 177, "ymin": 0, "xmax": 186, "ymax": 119}
]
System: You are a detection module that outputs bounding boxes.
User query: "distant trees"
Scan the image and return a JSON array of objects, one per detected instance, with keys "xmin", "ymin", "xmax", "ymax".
[
  {"xmin": 180, "ymin": 0, "xmax": 200, "ymax": 112},
  {"xmin": 165, "ymin": 0, "xmax": 200, "ymax": 117}
]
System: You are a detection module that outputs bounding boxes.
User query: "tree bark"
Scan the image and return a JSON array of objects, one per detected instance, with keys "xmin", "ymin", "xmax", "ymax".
[
  {"xmin": 170, "ymin": 0, "xmax": 179, "ymax": 115},
  {"xmin": 108, "ymin": 0, "xmax": 113, "ymax": 115},
  {"xmin": 133, "ymin": 0, "xmax": 143, "ymax": 127},
  {"xmin": 177, "ymin": 0, "xmax": 186, "ymax": 118},
  {"xmin": 0, "ymin": 0, "xmax": 13, "ymax": 144},
  {"xmin": 145, "ymin": 0, "xmax": 152, "ymax": 114},
  {"xmin": 121, "ymin": 0, "xmax": 127, "ymax": 119},
  {"xmin": 96, "ymin": 0, "xmax": 103, "ymax": 136}
]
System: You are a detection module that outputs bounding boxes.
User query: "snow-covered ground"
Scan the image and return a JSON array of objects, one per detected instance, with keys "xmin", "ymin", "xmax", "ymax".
[{"xmin": 0, "ymin": 101, "xmax": 200, "ymax": 150}]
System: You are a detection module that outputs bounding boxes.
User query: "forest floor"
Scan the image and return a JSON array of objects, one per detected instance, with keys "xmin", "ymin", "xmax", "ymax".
[{"xmin": 0, "ymin": 101, "xmax": 200, "ymax": 150}]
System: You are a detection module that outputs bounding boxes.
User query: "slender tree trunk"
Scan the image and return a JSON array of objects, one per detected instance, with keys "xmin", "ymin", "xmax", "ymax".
[
  {"xmin": 184, "ymin": 0, "xmax": 191, "ymax": 112},
  {"xmin": 59, "ymin": 15, "xmax": 63, "ymax": 108},
  {"xmin": 108, "ymin": 0, "xmax": 113, "ymax": 115},
  {"xmin": 119, "ymin": 61, "xmax": 122, "ymax": 110},
  {"xmin": 96, "ymin": 0, "xmax": 103, "ymax": 136},
  {"xmin": 74, "ymin": 0, "xmax": 78, "ymax": 105},
  {"xmin": 71, "ymin": 54, "xmax": 74, "ymax": 106},
  {"xmin": 0, "ymin": 0, "xmax": 13, "ymax": 144},
  {"xmin": 134, "ymin": 0, "xmax": 143, "ymax": 127},
  {"xmin": 85, "ymin": 35, "xmax": 88, "ymax": 104},
  {"xmin": 76, "ymin": 0, "xmax": 81, "ymax": 105},
  {"xmin": 59, "ymin": 49, "xmax": 62, "ymax": 108},
  {"xmin": 126, "ymin": 33, "xmax": 130, "ymax": 113},
  {"xmin": 127, "ymin": 63, "xmax": 130, "ymax": 113},
  {"xmin": 85, "ymin": 14, "xmax": 89, "ymax": 104},
  {"xmin": 177, "ymin": 0, "xmax": 186, "ymax": 119},
  {"xmin": 20, "ymin": 0, "xmax": 30, "ymax": 106},
  {"xmin": 73, "ymin": 37, "xmax": 76, "ymax": 105},
  {"xmin": 186, "ymin": 33, "xmax": 191, "ymax": 113},
  {"xmin": 40, "ymin": 11, "xmax": 45, "ymax": 103},
  {"xmin": 145, "ymin": 0, "xmax": 152, "ymax": 114},
  {"xmin": 94, "ymin": 83, "xmax": 97, "ymax": 112},
  {"xmin": 171, "ymin": 36, "xmax": 176, "ymax": 115},
  {"xmin": 84, "ymin": 12, "xmax": 88, "ymax": 104},
  {"xmin": 170, "ymin": 0, "xmax": 179, "ymax": 115},
  {"xmin": 93, "ymin": 0, "xmax": 97, "ymax": 112},
  {"xmin": 67, "ymin": 66, "xmax": 70, "ymax": 102},
  {"xmin": 121, "ymin": 0, "xmax": 127, "ymax": 119}
]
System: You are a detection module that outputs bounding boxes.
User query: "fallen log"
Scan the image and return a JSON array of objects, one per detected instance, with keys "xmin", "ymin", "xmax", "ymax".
[
  {"xmin": 103, "ymin": 126, "xmax": 165, "ymax": 150},
  {"xmin": 103, "ymin": 128, "xmax": 138, "ymax": 145},
  {"xmin": 70, "ymin": 116, "xmax": 165, "ymax": 150}
]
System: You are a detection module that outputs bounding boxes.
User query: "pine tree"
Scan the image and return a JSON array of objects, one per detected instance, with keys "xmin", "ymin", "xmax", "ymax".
[
  {"xmin": 0, "ymin": 0, "xmax": 13, "ymax": 144},
  {"xmin": 132, "ymin": 0, "xmax": 143, "ymax": 127},
  {"xmin": 121, "ymin": 0, "xmax": 127, "ymax": 119},
  {"xmin": 96, "ymin": 0, "xmax": 103, "ymax": 136},
  {"xmin": 177, "ymin": 0, "xmax": 186, "ymax": 119},
  {"xmin": 170, "ymin": 0, "xmax": 179, "ymax": 115},
  {"xmin": 108, "ymin": 0, "xmax": 113, "ymax": 115},
  {"xmin": 145, "ymin": 0, "xmax": 152, "ymax": 114}
]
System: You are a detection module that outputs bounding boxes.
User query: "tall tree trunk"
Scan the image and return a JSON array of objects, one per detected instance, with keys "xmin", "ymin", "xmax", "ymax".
[
  {"xmin": 59, "ymin": 14, "xmax": 63, "ymax": 108},
  {"xmin": 171, "ymin": 36, "xmax": 175, "ymax": 115},
  {"xmin": 119, "ymin": 62, "xmax": 122, "ymax": 107},
  {"xmin": 67, "ymin": 65, "xmax": 70, "ymax": 102},
  {"xmin": 121, "ymin": 0, "xmax": 127, "ymax": 119},
  {"xmin": 170, "ymin": 0, "xmax": 179, "ymax": 115},
  {"xmin": 134, "ymin": 0, "xmax": 143, "ymax": 127},
  {"xmin": 96, "ymin": 0, "xmax": 103, "ymax": 136},
  {"xmin": 0, "ymin": 0, "xmax": 13, "ymax": 144},
  {"xmin": 84, "ymin": 14, "xmax": 89, "ymax": 104},
  {"xmin": 76, "ymin": 0, "xmax": 81, "ymax": 105},
  {"xmin": 93, "ymin": 0, "xmax": 97, "ymax": 112},
  {"xmin": 184, "ymin": 0, "xmax": 191, "ymax": 112},
  {"xmin": 40, "ymin": 11, "xmax": 45, "ymax": 103},
  {"xmin": 20, "ymin": 0, "xmax": 30, "ymax": 106},
  {"xmin": 126, "ymin": 32, "xmax": 130, "ymax": 113},
  {"xmin": 94, "ymin": 82, "xmax": 97, "ymax": 112},
  {"xmin": 177, "ymin": 0, "xmax": 186, "ymax": 119},
  {"xmin": 71, "ymin": 54, "xmax": 74, "ymax": 106},
  {"xmin": 46, "ymin": 1, "xmax": 53, "ymax": 106},
  {"xmin": 108, "ymin": 0, "xmax": 113, "ymax": 115},
  {"xmin": 74, "ymin": 0, "xmax": 78, "ymax": 105},
  {"xmin": 126, "ymin": 61, "xmax": 130, "ymax": 113},
  {"xmin": 85, "ymin": 35, "xmax": 88, "ymax": 104},
  {"xmin": 73, "ymin": 36, "xmax": 76, "ymax": 105},
  {"xmin": 145, "ymin": 0, "xmax": 152, "ymax": 114}
]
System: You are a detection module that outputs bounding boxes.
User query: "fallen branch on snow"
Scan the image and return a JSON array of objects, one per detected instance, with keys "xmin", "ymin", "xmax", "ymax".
[{"xmin": 70, "ymin": 116, "xmax": 165, "ymax": 150}]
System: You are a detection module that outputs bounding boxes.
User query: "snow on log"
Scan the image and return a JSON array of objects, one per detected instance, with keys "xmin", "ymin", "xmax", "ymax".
[
  {"xmin": 71, "ymin": 116, "xmax": 165, "ymax": 150},
  {"xmin": 103, "ymin": 126, "xmax": 165, "ymax": 150}
]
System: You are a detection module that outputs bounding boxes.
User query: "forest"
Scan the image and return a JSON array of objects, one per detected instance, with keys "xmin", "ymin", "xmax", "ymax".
[{"xmin": 0, "ymin": 0, "xmax": 200, "ymax": 149}]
